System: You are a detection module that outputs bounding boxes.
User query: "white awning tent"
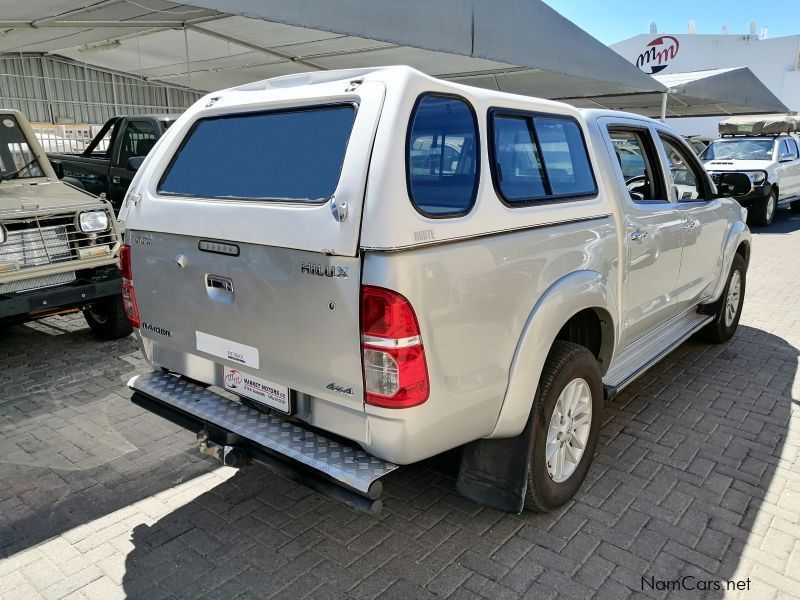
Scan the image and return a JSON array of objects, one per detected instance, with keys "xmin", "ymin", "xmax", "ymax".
[
  {"xmin": 565, "ymin": 67, "xmax": 789, "ymax": 119},
  {"xmin": 0, "ymin": 0, "xmax": 663, "ymax": 100},
  {"xmin": 0, "ymin": 0, "xmax": 788, "ymax": 119}
]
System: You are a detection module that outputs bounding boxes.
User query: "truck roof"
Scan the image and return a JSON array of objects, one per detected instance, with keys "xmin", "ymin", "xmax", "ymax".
[{"xmin": 223, "ymin": 65, "xmax": 583, "ymax": 119}]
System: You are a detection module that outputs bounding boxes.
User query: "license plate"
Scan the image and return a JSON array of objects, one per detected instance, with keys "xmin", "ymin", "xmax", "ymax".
[{"xmin": 223, "ymin": 367, "xmax": 291, "ymax": 414}]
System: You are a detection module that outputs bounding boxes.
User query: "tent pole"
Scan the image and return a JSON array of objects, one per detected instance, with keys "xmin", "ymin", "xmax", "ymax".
[{"xmin": 660, "ymin": 92, "xmax": 668, "ymax": 123}]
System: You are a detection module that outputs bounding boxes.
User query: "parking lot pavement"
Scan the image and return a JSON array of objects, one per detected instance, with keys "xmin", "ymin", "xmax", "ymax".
[{"xmin": 2, "ymin": 212, "xmax": 800, "ymax": 600}]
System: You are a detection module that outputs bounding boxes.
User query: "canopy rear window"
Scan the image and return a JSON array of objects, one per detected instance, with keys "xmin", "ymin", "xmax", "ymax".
[{"xmin": 159, "ymin": 104, "xmax": 356, "ymax": 202}]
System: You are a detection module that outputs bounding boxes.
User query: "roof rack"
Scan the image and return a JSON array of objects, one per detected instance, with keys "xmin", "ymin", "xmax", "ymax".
[
  {"xmin": 718, "ymin": 115, "xmax": 798, "ymax": 136},
  {"xmin": 720, "ymin": 132, "xmax": 791, "ymax": 138}
]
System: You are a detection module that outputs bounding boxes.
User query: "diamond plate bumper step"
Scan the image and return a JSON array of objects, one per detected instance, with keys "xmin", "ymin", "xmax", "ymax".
[{"xmin": 128, "ymin": 371, "xmax": 398, "ymax": 505}]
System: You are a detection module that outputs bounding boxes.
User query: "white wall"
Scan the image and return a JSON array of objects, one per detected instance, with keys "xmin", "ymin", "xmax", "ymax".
[{"xmin": 611, "ymin": 33, "xmax": 800, "ymax": 136}]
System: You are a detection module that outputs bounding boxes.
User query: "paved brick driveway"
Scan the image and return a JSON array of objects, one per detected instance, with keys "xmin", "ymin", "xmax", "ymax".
[{"xmin": 2, "ymin": 210, "xmax": 800, "ymax": 599}]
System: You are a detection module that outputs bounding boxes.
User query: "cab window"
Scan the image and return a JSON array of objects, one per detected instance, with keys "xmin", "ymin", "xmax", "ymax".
[
  {"xmin": 406, "ymin": 94, "xmax": 479, "ymax": 217},
  {"xmin": 658, "ymin": 135, "xmax": 708, "ymax": 201},
  {"xmin": 118, "ymin": 120, "xmax": 159, "ymax": 166}
]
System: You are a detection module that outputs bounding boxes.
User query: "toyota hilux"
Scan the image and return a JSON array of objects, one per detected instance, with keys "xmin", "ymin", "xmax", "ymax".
[
  {"xmin": 701, "ymin": 115, "xmax": 800, "ymax": 226},
  {"xmin": 122, "ymin": 67, "xmax": 752, "ymax": 513}
]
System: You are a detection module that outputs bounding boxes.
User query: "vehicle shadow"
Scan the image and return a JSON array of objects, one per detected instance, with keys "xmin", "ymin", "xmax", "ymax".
[
  {"xmin": 750, "ymin": 206, "xmax": 800, "ymax": 234},
  {"xmin": 120, "ymin": 323, "xmax": 796, "ymax": 599},
  {"xmin": 0, "ymin": 317, "xmax": 217, "ymax": 558}
]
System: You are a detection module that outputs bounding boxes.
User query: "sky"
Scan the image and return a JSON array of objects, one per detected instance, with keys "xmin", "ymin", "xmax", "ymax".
[{"xmin": 541, "ymin": 0, "xmax": 800, "ymax": 45}]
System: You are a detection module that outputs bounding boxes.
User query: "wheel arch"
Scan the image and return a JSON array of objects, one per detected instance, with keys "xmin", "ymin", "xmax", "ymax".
[
  {"xmin": 488, "ymin": 270, "xmax": 617, "ymax": 439},
  {"xmin": 706, "ymin": 220, "xmax": 751, "ymax": 305}
]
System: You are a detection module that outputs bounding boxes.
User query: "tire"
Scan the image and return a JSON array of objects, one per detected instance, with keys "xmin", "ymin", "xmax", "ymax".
[
  {"xmin": 698, "ymin": 253, "xmax": 746, "ymax": 344},
  {"xmin": 791, "ymin": 200, "xmax": 800, "ymax": 214},
  {"xmin": 524, "ymin": 341, "xmax": 603, "ymax": 512},
  {"xmin": 83, "ymin": 296, "xmax": 133, "ymax": 340},
  {"xmin": 750, "ymin": 189, "xmax": 777, "ymax": 226}
]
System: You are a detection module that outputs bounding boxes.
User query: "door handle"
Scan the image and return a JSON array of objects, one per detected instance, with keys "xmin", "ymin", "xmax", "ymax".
[
  {"xmin": 112, "ymin": 176, "xmax": 121, "ymax": 184},
  {"xmin": 206, "ymin": 274, "xmax": 234, "ymax": 293},
  {"xmin": 683, "ymin": 219, "xmax": 700, "ymax": 230},
  {"xmin": 630, "ymin": 230, "xmax": 648, "ymax": 241}
]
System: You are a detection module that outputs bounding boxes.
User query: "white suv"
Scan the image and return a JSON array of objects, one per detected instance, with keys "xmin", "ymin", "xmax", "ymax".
[{"xmin": 702, "ymin": 127, "xmax": 800, "ymax": 226}]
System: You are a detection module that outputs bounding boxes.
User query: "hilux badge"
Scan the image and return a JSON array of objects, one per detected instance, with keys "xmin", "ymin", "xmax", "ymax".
[{"xmin": 301, "ymin": 262, "xmax": 349, "ymax": 278}]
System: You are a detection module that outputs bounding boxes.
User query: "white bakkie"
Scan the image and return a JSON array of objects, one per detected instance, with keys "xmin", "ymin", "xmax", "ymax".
[
  {"xmin": 701, "ymin": 115, "xmax": 800, "ymax": 226},
  {"xmin": 121, "ymin": 66, "xmax": 753, "ymax": 514}
]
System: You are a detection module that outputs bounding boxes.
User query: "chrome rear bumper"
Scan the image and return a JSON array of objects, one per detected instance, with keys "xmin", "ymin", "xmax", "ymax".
[{"xmin": 128, "ymin": 371, "xmax": 398, "ymax": 511}]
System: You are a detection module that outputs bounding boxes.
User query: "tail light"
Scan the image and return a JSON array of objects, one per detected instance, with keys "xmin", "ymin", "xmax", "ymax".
[
  {"xmin": 360, "ymin": 285, "xmax": 429, "ymax": 408},
  {"xmin": 119, "ymin": 244, "xmax": 140, "ymax": 328}
]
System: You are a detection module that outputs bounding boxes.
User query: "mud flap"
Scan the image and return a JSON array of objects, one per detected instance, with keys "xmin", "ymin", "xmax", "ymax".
[{"xmin": 456, "ymin": 410, "xmax": 536, "ymax": 514}]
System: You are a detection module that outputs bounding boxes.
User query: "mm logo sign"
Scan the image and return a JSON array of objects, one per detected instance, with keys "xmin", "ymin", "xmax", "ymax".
[{"xmin": 636, "ymin": 35, "xmax": 679, "ymax": 74}]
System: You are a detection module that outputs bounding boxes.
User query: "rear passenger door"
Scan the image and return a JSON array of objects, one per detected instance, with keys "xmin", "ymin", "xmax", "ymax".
[
  {"xmin": 602, "ymin": 120, "xmax": 684, "ymax": 347},
  {"xmin": 655, "ymin": 132, "xmax": 728, "ymax": 310}
]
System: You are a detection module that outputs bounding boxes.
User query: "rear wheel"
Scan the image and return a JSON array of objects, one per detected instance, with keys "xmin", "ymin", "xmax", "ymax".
[
  {"xmin": 525, "ymin": 341, "xmax": 602, "ymax": 512},
  {"xmin": 699, "ymin": 253, "xmax": 746, "ymax": 344},
  {"xmin": 750, "ymin": 189, "xmax": 777, "ymax": 226},
  {"xmin": 83, "ymin": 296, "xmax": 133, "ymax": 340}
]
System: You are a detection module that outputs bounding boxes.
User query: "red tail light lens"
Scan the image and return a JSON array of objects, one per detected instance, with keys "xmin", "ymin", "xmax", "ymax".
[
  {"xmin": 121, "ymin": 283, "xmax": 140, "ymax": 328},
  {"xmin": 119, "ymin": 243, "xmax": 132, "ymax": 280},
  {"xmin": 361, "ymin": 285, "xmax": 429, "ymax": 408},
  {"xmin": 119, "ymin": 244, "xmax": 139, "ymax": 328}
]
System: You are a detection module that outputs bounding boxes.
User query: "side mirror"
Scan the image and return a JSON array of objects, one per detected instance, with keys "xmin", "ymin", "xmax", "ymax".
[
  {"xmin": 51, "ymin": 160, "xmax": 64, "ymax": 179},
  {"xmin": 127, "ymin": 156, "xmax": 145, "ymax": 172},
  {"xmin": 716, "ymin": 172, "xmax": 753, "ymax": 197},
  {"xmin": 779, "ymin": 152, "xmax": 795, "ymax": 163}
]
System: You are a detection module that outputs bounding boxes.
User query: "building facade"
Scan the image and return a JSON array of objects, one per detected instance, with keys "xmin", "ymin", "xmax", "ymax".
[{"xmin": 611, "ymin": 33, "xmax": 800, "ymax": 136}]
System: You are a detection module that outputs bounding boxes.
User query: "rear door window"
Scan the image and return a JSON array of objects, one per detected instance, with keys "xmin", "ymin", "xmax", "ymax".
[
  {"xmin": 489, "ymin": 111, "xmax": 596, "ymax": 204},
  {"xmin": 406, "ymin": 94, "xmax": 479, "ymax": 217},
  {"xmin": 159, "ymin": 105, "xmax": 356, "ymax": 202}
]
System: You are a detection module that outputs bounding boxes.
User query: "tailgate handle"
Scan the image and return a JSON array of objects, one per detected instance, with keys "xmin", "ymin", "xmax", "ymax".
[{"xmin": 206, "ymin": 274, "xmax": 234, "ymax": 293}]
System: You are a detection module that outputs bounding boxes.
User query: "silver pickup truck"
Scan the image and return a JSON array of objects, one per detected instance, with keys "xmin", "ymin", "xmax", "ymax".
[{"xmin": 122, "ymin": 67, "xmax": 752, "ymax": 514}]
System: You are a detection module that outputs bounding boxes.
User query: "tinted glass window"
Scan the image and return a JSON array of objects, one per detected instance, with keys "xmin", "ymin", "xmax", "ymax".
[
  {"xmin": 159, "ymin": 105, "xmax": 355, "ymax": 201},
  {"xmin": 407, "ymin": 95, "xmax": 478, "ymax": 216},
  {"xmin": 535, "ymin": 118, "xmax": 596, "ymax": 196},
  {"xmin": 493, "ymin": 116, "xmax": 546, "ymax": 200},
  {"xmin": 491, "ymin": 113, "xmax": 596, "ymax": 203}
]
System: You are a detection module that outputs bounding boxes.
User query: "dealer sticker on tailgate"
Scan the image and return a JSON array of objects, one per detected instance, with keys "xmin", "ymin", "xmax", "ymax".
[{"xmin": 223, "ymin": 367, "xmax": 290, "ymax": 413}]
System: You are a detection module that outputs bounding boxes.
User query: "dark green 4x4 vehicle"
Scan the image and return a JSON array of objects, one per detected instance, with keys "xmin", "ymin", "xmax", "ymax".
[{"xmin": 0, "ymin": 109, "xmax": 131, "ymax": 339}]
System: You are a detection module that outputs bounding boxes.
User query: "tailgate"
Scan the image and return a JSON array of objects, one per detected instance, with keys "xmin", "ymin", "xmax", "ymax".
[
  {"xmin": 130, "ymin": 231, "xmax": 363, "ymax": 407},
  {"xmin": 125, "ymin": 81, "xmax": 385, "ymax": 408}
]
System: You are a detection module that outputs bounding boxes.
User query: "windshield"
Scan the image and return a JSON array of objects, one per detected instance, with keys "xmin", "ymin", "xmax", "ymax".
[
  {"xmin": 0, "ymin": 115, "xmax": 44, "ymax": 180},
  {"xmin": 701, "ymin": 139, "xmax": 775, "ymax": 161}
]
